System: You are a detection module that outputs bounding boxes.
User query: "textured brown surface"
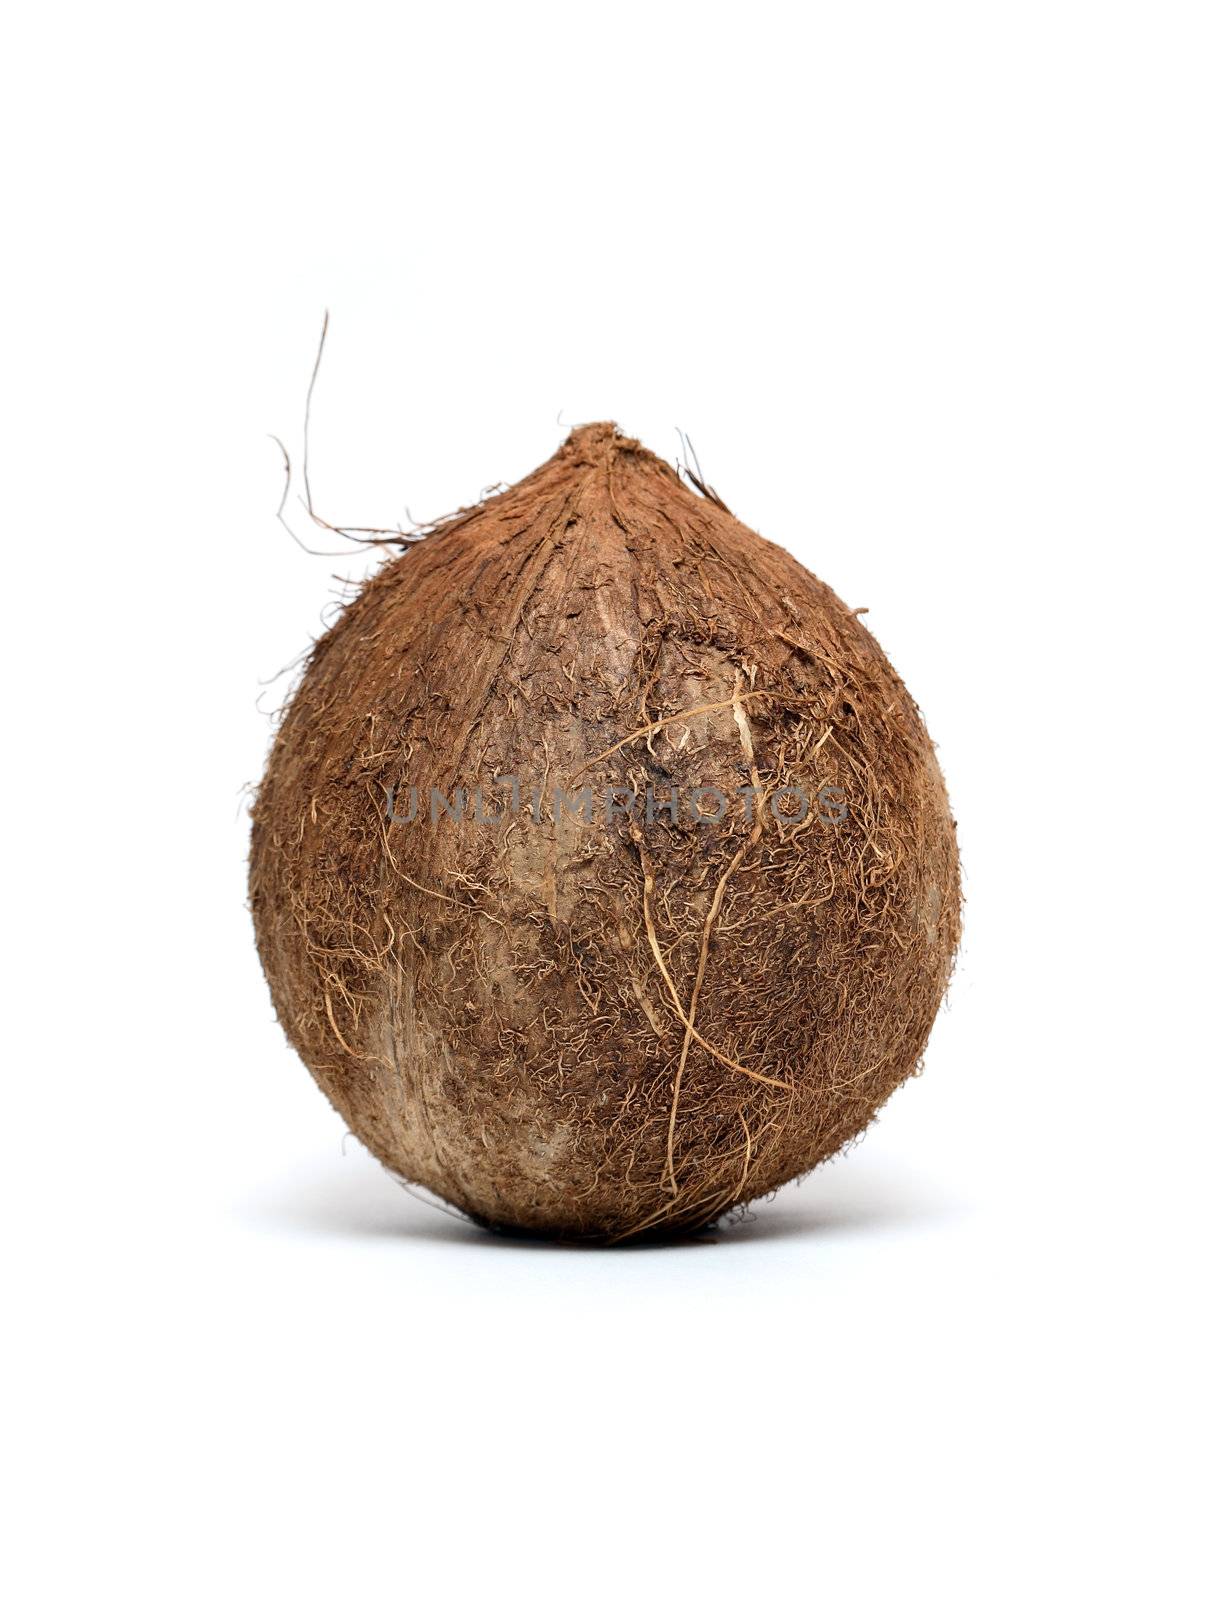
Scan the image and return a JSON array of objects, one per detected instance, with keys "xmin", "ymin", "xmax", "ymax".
[{"xmin": 249, "ymin": 424, "xmax": 960, "ymax": 1239}]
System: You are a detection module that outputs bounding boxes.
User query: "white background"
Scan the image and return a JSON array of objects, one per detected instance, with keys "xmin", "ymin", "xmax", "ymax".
[{"xmin": 3, "ymin": 3, "xmax": 1223, "ymax": 1595}]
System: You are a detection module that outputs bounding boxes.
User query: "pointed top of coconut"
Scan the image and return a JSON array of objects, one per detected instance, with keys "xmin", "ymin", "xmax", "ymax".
[
  {"xmin": 563, "ymin": 420, "xmax": 624, "ymax": 453},
  {"xmin": 502, "ymin": 419, "xmax": 735, "ymax": 529},
  {"xmin": 435, "ymin": 419, "xmax": 701, "ymax": 554},
  {"xmin": 555, "ymin": 420, "xmax": 647, "ymax": 469}
]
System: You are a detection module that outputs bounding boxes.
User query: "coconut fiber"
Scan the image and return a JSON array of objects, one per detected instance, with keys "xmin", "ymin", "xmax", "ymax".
[{"xmin": 250, "ymin": 424, "xmax": 960, "ymax": 1240}]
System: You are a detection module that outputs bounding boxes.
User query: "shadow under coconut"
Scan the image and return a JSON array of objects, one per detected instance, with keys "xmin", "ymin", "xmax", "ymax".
[{"xmin": 240, "ymin": 1145, "xmax": 964, "ymax": 1250}]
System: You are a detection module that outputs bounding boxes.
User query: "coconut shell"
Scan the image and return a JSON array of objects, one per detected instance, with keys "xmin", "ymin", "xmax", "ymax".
[{"xmin": 249, "ymin": 423, "xmax": 960, "ymax": 1240}]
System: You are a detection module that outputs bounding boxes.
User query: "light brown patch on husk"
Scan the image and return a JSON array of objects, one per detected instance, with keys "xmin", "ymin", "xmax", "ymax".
[{"xmin": 250, "ymin": 423, "xmax": 960, "ymax": 1241}]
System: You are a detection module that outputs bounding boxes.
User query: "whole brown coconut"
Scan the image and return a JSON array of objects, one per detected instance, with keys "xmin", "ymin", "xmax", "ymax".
[{"xmin": 250, "ymin": 424, "xmax": 959, "ymax": 1241}]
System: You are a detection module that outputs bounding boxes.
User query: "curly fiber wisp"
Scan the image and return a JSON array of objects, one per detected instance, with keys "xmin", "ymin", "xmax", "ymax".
[{"xmin": 249, "ymin": 424, "xmax": 960, "ymax": 1240}]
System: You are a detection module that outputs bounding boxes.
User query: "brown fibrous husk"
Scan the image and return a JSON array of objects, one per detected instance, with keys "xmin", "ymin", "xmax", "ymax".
[{"xmin": 250, "ymin": 423, "xmax": 960, "ymax": 1241}]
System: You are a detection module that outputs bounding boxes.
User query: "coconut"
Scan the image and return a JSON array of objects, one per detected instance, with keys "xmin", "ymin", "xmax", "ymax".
[{"xmin": 250, "ymin": 423, "xmax": 960, "ymax": 1240}]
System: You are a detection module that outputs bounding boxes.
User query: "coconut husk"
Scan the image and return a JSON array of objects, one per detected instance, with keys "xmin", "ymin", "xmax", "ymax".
[{"xmin": 250, "ymin": 423, "xmax": 960, "ymax": 1240}]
